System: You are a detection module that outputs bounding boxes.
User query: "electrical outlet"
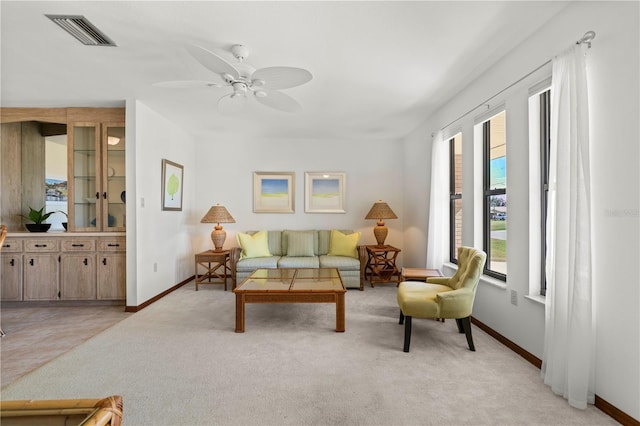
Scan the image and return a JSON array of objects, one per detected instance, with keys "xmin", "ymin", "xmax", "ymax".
[
  {"xmin": 510, "ymin": 289, "xmax": 518, "ymax": 306},
  {"xmin": 140, "ymin": 197, "xmax": 145, "ymax": 208},
  {"xmin": 153, "ymin": 262, "xmax": 158, "ymax": 272}
]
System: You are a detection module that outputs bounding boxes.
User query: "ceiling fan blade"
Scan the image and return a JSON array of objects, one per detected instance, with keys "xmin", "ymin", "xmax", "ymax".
[
  {"xmin": 153, "ymin": 80, "xmax": 222, "ymax": 89},
  {"xmin": 218, "ymin": 94, "xmax": 247, "ymax": 114},
  {"xmin": 185, "ymin": 44, "xmax": 240, "ymax": 80},
  {"xmin": 251, "ymin": 67, "xmax": 312, "ymax": 90},
  {"xmin": 254, "ymin": 89, "xmax": 303, "ymax": 113}
]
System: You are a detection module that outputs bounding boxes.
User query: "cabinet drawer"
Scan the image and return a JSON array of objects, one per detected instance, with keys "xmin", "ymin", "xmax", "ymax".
[
  {"xmin": 1, "ymin": 239, "xmax": 22, "ymax": 252},
  {"xmin": 61, "ymin": 239, "xmax": 96, "ymax": 252},
  {"xmin": 23, "ymin": 239, "xmax": 59, "ymax": 252},
  {"xmin": 98, "ymin": 238, "xmax": 126, "ymax": 252}
]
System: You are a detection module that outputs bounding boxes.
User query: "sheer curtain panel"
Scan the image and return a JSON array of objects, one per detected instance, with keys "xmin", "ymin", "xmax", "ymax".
[
  {"xmin": 426, "ymin": 131, "xmax": 448, "ymax": 269},
  {"xmin": 542, "ymin": 44, "xmax": 595, "ymax": 409}
]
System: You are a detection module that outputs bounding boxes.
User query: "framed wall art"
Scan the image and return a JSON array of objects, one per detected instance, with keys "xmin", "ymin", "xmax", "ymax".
[
  {"xmin": 253, "ymin": 172, "xmax": 295, "ymax": 213},
  {"xmin": 161, "ymin": 159, "xmax": 184, "ymax": 211},
  {"xmin": 305, "ymin": 172, "xmax": 346, "ymax": 213}
]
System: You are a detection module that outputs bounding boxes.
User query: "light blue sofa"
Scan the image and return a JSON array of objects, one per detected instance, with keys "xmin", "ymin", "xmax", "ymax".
[{"xmin": 230, "ymin": 230, "xmax": 366, "ymax": 290}]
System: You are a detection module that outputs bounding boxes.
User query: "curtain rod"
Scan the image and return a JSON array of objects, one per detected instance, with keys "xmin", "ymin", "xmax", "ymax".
[{"xmin": 436, "ymin": 31, "xmax": 596, "ymax": 134}]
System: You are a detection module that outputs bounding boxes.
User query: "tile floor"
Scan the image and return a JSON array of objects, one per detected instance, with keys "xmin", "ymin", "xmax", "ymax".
[{"xmin": 1, "ymin": 304, "xmax": 131, "ymax": 388}]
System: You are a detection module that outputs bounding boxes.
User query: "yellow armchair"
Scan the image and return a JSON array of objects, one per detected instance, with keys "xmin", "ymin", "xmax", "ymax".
[{"xmin": 397, "ymin": 246, "xmax": 486, "ymax": 352}]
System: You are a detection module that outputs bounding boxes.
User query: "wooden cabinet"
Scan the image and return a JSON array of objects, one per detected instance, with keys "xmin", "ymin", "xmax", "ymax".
[
  {"xmin": 0, "ymin": 108, "xmax": 126, "ymax": 304},
  {"xmin": 97, "ymin": 237, "xmax": 126, "ymax": 300},
  {"xmin": 1, "ymin": 240, "xmax": 23, "ymax": 301},
  {"xmin": 23, "ymin": 239, "xmax": 59, "ymax": 301},
  {"xmin": 0, "ymin": 107, "xmax": 125, "ymax": 234},
  {"xmin": 60, "ymin": 238, "xmax": 96, "ymax": 300},
  {"xmin": 1, "ymin": 234, "xmax": 125, "ymax": 302},
  {"xmin": 68, "ymin": 121, "xmax": 126, "ymax": 232}
]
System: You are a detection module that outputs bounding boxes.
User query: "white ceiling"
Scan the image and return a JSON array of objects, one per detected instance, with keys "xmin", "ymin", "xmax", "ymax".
[{"xmin": 1, "ymin": 1, "xmax": 568, "ymax": 140}]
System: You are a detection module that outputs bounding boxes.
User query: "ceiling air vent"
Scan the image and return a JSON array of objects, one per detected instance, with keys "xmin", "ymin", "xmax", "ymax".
[{"xmin": 46, "ymin": 14, "xmax": 116, "ymax": 46}]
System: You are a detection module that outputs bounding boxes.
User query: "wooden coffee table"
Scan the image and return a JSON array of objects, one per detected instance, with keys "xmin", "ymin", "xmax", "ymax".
[{"xmin": 233, "ymin": 268, "xmax": 346, "ymax": 333}]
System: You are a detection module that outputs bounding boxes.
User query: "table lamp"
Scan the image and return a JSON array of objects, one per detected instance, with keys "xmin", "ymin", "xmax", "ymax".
[
  {"xmin": 201, "ymin": 204, "xmax": 235, "ymax": 251},
  {"xmin": 365, "ymin": 200, "xmax": 397, "ymax": 247}
]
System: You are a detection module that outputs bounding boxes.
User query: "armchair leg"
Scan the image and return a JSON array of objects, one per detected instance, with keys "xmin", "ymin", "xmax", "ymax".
[
  {"xmin": 460, "ymin": 316, "xmax": 475, "ymax": 351},
  {"xmin": 455, "ymin": 318, "xmax": 464, "ymax": 333},
  {"xmin": 399, "ymin": 311, "xmax": 404, "ymax": 325},
  {"xmin": 403, "ymin": 316, "xmax": 412, "ymax": 352}
]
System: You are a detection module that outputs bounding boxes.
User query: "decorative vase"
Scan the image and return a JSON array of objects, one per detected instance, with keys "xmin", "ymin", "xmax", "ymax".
[{"xmin": 25, "ymin": 223, "xmax": 51, "ymax": 232}]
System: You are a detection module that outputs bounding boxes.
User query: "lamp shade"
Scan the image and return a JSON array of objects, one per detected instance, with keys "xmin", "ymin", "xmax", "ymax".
[
  {"xmin": 200, "ymin": 204, "xmax": 235, "ymax": 224},
  {"xmin": 201, "ymin": 204, "xmax": 235, "ymax": 251},
  {"xmin": 365, "ymin": 200, "xmax": 398, "ymax": 221},
  {"xmin": 365, "ymin": 200, "xmax": 397, "ymax": 247}
]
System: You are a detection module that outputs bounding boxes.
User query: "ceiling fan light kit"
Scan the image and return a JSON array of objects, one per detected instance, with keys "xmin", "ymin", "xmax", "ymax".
[{"xmin": 155, "ymin": 43, "xmax": 312, "ymax": 113}]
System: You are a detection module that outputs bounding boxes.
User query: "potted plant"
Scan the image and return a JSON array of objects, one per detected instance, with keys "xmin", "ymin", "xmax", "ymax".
[
  {"xmin": 58, "ymin": 211, "xmax": 68, "ymax": 231},
  {"xmin": 21, "ymin": 206, "xmax": 55, "ymax": 232}
]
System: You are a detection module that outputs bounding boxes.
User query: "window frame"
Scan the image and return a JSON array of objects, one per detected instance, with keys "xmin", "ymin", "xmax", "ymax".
[
  {"xmin": 449, "ymin": 135, "xmax": 462, "ymax": 263},
  {"xmin": 482, "ymin": 117, "xmax": 507, "ymax": 281},
  {"xmin": 539, "ymin": 89, "xmax": 551, "ymax": 296}
]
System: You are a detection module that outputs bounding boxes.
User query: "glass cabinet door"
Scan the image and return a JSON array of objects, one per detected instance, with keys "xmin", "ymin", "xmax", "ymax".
[
  {"xmin": 103, "ymin": 124, "xmax": 126, "ymax": 231},
  {"xmin": 70, "ymin": 124, "xmax": 100, "ymax": 231}
]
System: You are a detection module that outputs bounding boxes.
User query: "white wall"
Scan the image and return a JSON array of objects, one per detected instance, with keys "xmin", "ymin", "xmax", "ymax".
[
  {"xmin": 402, "ymin": 1, "xmax": 639, "ymax": 419},
  {"xmin": 191, "ymin": 136, "xmax": 404, "ymax": 254},
  {"xmin": 127, "ymin": 100, "xmax": 197, "ymax": 306},
  {"xmin": 128, "ymin": 118, "xmax": 405, "ymax": 301},
  {"xmin": 124, "ymin": 1, "xmax": 638, "ymax": 418}
]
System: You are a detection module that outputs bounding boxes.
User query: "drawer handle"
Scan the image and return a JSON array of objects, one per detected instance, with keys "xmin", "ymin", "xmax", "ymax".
[
  {"xmin": 107, "ymin": 243, "xmax": 120, "ymax": 247},
  {"xmin": 35, "ymin": 244, "xmax": 47, "ymax": 248},
  {"xmin": 96, "ymin": 192, "xmax": 100, "ymax": 199},
  {"xmin": 103, "ymin": 192, "xmax": 107, "ymax": 199},
  {"xmin": 2, "ymin": 244, "xmax": 10, "ymax": 248},
  {"xmin": 10, "ymin": 259, "xmax": 15, "ymax": 266},
  {"xmin": 84, "ymin": 258, "xmax": 88, "ymax": 266},
  {"xmin": 103, "ymin": 258, "xmax": 107, "ymax": 265},
  {"xmin": 29, "ymin": 259, "xmax": 34, "ymax": 266},
  {"xmin": 72, "ymin": 244, "xmax": 85, "ymax": 247}
]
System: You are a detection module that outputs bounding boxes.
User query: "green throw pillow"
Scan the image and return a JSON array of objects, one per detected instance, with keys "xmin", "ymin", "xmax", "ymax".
[
  {"xmin": 286, "ymin": 230, "xmax": 315, "ymax": 257},
  {"xmin": 327, "ymin": 229, "xmax": 361, "ymax": 258},
  {"xmin": 237, "ymin": 231, "xmax": 271, "ymax": 259}
]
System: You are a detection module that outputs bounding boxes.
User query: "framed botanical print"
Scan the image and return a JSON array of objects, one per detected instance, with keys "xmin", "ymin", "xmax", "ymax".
[{"xmin": 161, "ymin": 159, "xmax": 184, "ymax": 211}]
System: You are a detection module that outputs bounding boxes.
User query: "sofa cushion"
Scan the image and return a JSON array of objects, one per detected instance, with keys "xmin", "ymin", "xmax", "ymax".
[
  {"xmin": 284, "ymin": 230, "xmax": 315, "ymax": 257},
  {"xmin": 327, "ymin": 229, "xmax": 361, "ymax": 258},
  {"xmin": 282, "ymin": 230, "xmax": 318, "ymax": 256},
  {"xmin": 277, "ymin": 256, "xmax": 320, "ymax": 268},
  {"xmin": 236, "ymin": 256, "xmax": 280, "ymax": 272},
  {"xmin": 237, "ymin": 231, "xmax": 271, "ymax": 259},
  {"xmin": 318, "ymin": 229, "xmax": 356, "ymax": 255},
  {"xmin": 266, "ymin": 231, "xmax": 283, "ymax": 256},
  {"xmin": 319, "ymin": 255, "xmax": 360, "ymax": 271}
]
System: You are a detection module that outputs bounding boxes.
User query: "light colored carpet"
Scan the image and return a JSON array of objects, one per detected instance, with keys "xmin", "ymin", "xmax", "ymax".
[
  {"xmin": 1, "ymin": 304, "xmax": 130, "ymax": 387},
  {"xmin": 0, "ymin": 282, "xmax": 615, "ymax": 425}
]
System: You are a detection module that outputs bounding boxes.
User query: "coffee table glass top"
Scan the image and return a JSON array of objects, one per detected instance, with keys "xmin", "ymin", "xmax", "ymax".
[{"xmin": 235, "ymin": 268, "xmax": 345, "ymax": 292}]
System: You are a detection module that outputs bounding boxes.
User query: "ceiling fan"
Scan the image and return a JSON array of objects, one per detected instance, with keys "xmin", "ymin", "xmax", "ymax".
[{"xmin": 154, "ymin": 44, "xmax": 312, "ymax": 113}]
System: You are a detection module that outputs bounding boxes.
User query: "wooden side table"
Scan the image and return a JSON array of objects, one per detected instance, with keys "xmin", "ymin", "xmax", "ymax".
[
  {"xmin": 365, "ymin": 245, "xmax": 401, "ymax": 287},
  {"xmin": 194, "ymin": 250, "xmax": 231, "ymax": 291},
  {"xmin": 400, "ymin": 267, "xmax": 444, "ymax": 282}
]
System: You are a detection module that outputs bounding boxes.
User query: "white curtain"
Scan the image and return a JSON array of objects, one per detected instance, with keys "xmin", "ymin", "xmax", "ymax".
[
  {"xmin": 426, "ymin": 131, "xmax": 449, "ymax": 269},
  {"xmin": 542, "ymin": 44, "xmax": 594, "ymax": 409}
]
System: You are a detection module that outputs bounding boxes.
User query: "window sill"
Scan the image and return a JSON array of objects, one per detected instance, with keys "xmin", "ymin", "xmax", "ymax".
[
  {"xmin": 525, "ymin": 294, "xmax": 546, "ymax": 306},
  {"xmin": 479, "ymin": 274, "xmax": 507, "ymax": 290},
  {"xmin": 444, "ymin": 263, "xmax": 509, "ymax": 291}
]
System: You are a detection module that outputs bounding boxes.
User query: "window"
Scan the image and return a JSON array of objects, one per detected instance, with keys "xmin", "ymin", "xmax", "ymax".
[
  {"xmin": 483, "ymin": 111, "xmax": 507, "ymax": 280},
  {"xmin": 449, "ymin": 133, "xmax": 462, "ymax": 263},
  {"xmin": 539, "ymin": 89, "xmax": 551, "ymax": 295}
]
